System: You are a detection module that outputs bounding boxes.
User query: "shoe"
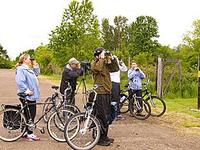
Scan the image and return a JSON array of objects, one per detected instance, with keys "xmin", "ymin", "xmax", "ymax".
[
  {"xmin": 105, "ymin": 137, "xmax": 114, "ymax": 143},
  {"xmin": 26, "ymin": 134, "xmax": 40, "ymax": 141},
  {"xmin": 97, "ymin": 140, "xmax": 111, "ymax": 146}
]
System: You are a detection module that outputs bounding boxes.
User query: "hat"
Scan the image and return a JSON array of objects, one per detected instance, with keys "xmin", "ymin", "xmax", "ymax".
[
  {"xmin": 94, "ymin": 47, "xmax": 105, "ymax": 57},
  {"xmin": 68, "ymin": 57, "xmax": 79, "ymax": 65}
]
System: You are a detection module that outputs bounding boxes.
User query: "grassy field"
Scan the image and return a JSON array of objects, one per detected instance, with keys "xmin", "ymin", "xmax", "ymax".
[{"xmin": 166, "ymin": 98, "xmax": 200, "ymax": 118}]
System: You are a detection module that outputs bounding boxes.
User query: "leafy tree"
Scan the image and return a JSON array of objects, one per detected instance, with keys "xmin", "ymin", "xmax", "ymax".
[
  {"xmin": 128, "ymin": 16, "xmax": 160, "ymax": 56},
  {"xmin": 0, "ymin": 44, "xmax": 12, "ymax": 68},
  {"xmin": 34, "ymin": 45, "xmax": 54, "ymax": 74},
  {"xmin": 49, "ymin": 0, "xmax": 101, "ymax": 67},
  {"xmin": 102, "ymin": 18, "xmax": 115, "ymax": 50}
]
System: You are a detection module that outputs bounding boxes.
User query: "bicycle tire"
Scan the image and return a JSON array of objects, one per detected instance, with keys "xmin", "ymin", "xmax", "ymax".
[
  {"xmin": 64, "ymin": 113, "xmax": 100, "ymax": 150},
  {"xmin": 145, "ymin": 96, "xmax": 166, "ymax": 117},
  {"xmin": 0, "ymin": 108, "xmax": 26, "ymax": 142},
  {"xmin": 130, "ymin": 99, "xmax": 151, "ymax": 120},
  {"xmin": 61, "ymin": 104, "xmax": 81, "ymax": 115},
  {"xmin": 42, "ymin": 97, "xmax": 53, "ymax": 123},
  {"xmin": 47, "ymin": 109, "xmax": 74, "ymax": 142}
]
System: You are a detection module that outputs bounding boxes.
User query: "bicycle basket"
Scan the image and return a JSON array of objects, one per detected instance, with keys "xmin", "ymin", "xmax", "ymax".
[{"xmin": 3, "ymin": 105, "xmax": 21, "ymax": 130}]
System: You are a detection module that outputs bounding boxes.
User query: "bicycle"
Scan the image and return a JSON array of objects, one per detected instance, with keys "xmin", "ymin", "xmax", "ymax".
[
  {"xmin": 42, "ymin": 85, "xmax": 81, "ymax": 123},
  {"xmin": 0, "ymin": 93, "xmax": 74, "ymax": 142},
  {"xmin": 64, "ymin": 84, "xmax": 101, "ymax": 150},
  {"xmin": 119, "ymin": 80, "xmax": 166, "ymax": 117}
]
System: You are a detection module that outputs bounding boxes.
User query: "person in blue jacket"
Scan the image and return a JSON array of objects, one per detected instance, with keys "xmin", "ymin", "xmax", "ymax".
[
  {"xmin": 15, "ymin": 53, "xmax": 40, "ymax": 141},
  {"xmin": 128, "ymin": 61, "xmax": 145, "ymax": 116}
]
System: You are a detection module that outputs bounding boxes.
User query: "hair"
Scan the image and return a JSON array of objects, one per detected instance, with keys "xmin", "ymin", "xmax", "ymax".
[
  {"xmin": 15, "ymin": 53, "xmax": 30, "ymax": 67},
  {"xmin": 131, "ymin": 60, "xmax": 137, "ymax": 64}
]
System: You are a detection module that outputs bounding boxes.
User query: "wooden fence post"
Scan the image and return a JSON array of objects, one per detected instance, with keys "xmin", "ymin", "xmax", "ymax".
[{"xmin": 157, "ymin": 57, "xmax": 163, "ymax": 98}]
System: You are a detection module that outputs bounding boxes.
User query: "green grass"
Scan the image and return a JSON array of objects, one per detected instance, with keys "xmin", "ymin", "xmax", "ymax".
[
  {"xmin": 166, "ymin": 98, "xmax": 200, "ymax": 118},
  {"xmin": 39, "ymin": 74, "xmax": 61, "ymax": 84}
]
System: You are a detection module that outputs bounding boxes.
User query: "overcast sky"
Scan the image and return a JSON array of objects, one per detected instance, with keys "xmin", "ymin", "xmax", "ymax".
[{"xmin": 0, "ymin": 0, "xmax": 200, "ymax": 59}]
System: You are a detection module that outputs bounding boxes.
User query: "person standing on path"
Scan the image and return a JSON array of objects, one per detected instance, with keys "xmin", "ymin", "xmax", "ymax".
[
  {"xmin": 15, "ymin": 53, "xmax": 40, "ymax": 141},
  {"xmin": 110, "ymin": 55, "xmax": 127, "ymax": 121},
  {"xmin": 91, "ymin": 47, "xmax": 119, "ymax": 146}
]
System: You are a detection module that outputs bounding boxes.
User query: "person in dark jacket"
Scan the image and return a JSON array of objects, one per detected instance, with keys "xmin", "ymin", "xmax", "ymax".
[
  {"xmin": 91, "ymin": 47, "xmax": 119, "ymax": 146},
  {"xmin": 60, "ymin": 57, "xmax": 83, "ymax": 104}
]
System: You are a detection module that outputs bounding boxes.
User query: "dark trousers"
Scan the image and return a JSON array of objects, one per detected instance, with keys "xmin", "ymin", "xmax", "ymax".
[
  {"xmin": 111, "ymin": 82, "xmax": 120, "ymax": 116},
  {"xmin": 20, "ymin": 99, "xmax": 36, "ymax": 134},
  {"xmin": 94, "ymin": 94, "xmax": 111, "ymax": 140},
  {"xmin": 128, "ymin": 90, "xmax": 143, "ymax": 112}
]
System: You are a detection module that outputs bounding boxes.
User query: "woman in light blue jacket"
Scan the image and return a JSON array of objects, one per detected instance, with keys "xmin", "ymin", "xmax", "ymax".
[
  {"xmin": 15, "ymin": 53, "xmax": 40, "ymax": 141},
  {"xmin": 128, "ymin": 61, "xmax": 145, "ymax": 116}
]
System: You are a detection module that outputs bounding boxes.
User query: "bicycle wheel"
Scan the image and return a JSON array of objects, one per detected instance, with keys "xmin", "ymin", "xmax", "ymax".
[
  {"xmin": 0, "ymin": 108, "xmax": 26, "ymax": 142},
  {"xmin": 43, "ymin": 97, "xmax": 53, "ymax": 123},
  {"xmin": 145, "ymin": 96, "xmax": 166, "ymax": 117},
  {"xmin": 43, "ymin": 96, "xmax": 61, "ymax": 123},
  {"xmin": 130, "ymin": 99, "xmax": 151, "ymax": 120},
  {"xmin": 61, "ymin": 104, "xmax": 81, "ymax": 114},
  {"xmin": 119, "ymin": 94, "xmax": 129, "ymax": 114},
  {"xmin": 64, "ymin": 113, "xmax": 100, "ymax": 150},
  {"xmin": 47, "ymin": 109, "xmax": 74, "ymax": 142}
]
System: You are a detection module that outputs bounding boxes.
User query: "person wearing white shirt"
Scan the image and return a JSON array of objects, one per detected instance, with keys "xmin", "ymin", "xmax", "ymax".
[{"xmin": 110, "ymin": 55, "xmax": 127, "ymax": 120}]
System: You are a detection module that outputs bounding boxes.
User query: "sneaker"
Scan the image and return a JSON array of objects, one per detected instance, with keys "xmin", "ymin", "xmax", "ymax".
[
  {"xmin": 26, "ymin": 134, "xmax": 40, "ymax": 141},
  {"xmin": 97, "ymin": 139, "xmax": 111, "ymax": 146}
]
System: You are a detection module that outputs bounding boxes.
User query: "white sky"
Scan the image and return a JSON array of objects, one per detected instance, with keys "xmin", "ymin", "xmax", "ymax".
[{"xmin": 0, "ymin": 0, "xmax": 200, "ymax": 59}]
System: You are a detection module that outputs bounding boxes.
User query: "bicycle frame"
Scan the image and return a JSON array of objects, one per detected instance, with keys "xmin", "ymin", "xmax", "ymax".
[{"xmin": 16, "ymin": 96, "xmax": 63, "ymax": 130}]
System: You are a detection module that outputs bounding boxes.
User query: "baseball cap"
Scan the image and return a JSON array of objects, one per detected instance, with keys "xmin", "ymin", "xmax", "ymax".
[{"xmin": 94, "ymin": 47, "xmax": 105, "ymax": 57}]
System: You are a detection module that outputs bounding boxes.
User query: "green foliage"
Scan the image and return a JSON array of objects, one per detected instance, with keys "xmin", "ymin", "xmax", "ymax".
[
  {"xmin": 0, "ymin": 44, "xmax": 12, "ymax": 68},
  {"xmin": 34, "ymin": 45, "xmax": 56, "ymax": 74},
  {"xmin": 128, "ymin": 16, "xmax": 160, "ymax": 56},
  {"xmin": 49, "ymin": 0, "xmax": 101, "ymax": 67}
]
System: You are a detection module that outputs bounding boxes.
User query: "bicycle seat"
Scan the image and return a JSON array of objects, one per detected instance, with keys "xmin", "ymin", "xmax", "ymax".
[
  {"xmin": 51, "ymin": 85, "xmax": 59, "ymax": 90},
  {"xmin": 17, "ymin": 92, "xmax": 27, "ymax": 98}
]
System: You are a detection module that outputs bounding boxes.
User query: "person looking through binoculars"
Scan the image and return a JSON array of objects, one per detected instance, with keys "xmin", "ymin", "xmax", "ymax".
[
  {"xmin": 60, "ymin": 58, "xmax": 83, "ymax": 104},
  {"xmin": 91, "ymin": 47, "xmax": 119, "ymax": 146}
]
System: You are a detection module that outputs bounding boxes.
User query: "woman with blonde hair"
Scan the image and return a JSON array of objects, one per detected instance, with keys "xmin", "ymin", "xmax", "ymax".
[{"xmin": 15, "ymin": 53, "xmax": 40, "ymax": 141}]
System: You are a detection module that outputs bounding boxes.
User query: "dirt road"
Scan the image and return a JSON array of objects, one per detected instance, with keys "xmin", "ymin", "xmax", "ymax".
[{"xmin": 1, "ymin": 69, "xmax": 200, "ymax": 150}]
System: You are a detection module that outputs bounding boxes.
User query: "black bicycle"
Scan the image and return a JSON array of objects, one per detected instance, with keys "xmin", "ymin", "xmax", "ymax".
[
  {"xmin": 0, "ymin": 93, "xmax": 74, "ymax": 142},
  {"xmin": 42, "ymin": 85, "xmax": 81, "ymax": 123},
  {"xmin": 119, "ymin": 80, "xmax": 166, "ymax": 117}
]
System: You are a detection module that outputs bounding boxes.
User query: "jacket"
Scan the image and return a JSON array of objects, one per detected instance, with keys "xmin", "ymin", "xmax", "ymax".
[
  {"xmin": 16, "ymin": 64, "xmax": 40, "ymax": 101},
  {"xmin": 91, "ymin": 58, "xmax": 119, "ymax": 94},
  {"xmin": 128, "ymin": 68, "xmax": 145, "ymax": 90},
  {"xmin": 60, "ymin": 64, "xmax": 83, "ymax": 94}
]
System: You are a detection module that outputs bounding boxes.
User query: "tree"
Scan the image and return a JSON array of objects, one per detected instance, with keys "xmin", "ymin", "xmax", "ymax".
[
  {"xmin": 49, "ymin": 0, "xmax": 101, "ymax": 67},
  {"xmin": 102, "ymin": 18, "xmax": 115, "ymax": 50},
  {"xmin": 0, "ymin": 44, "xmax": 9, "ymax": 59},
  {"xmin": 128, "ymin": 16, "xmax": 160, "ymax": 56},
  {"xmin": 0, "ymin": 44, "xmax": 12, "ymax": 68},
  {"xmin": 34, "ymin": 45, "xmax": 55, "ymax": 74}
]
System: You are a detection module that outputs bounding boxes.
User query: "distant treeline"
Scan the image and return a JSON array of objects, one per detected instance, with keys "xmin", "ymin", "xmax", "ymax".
[{"xmin": 1, "ymin": 0, "xmax": 200, "ymax": 98}]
